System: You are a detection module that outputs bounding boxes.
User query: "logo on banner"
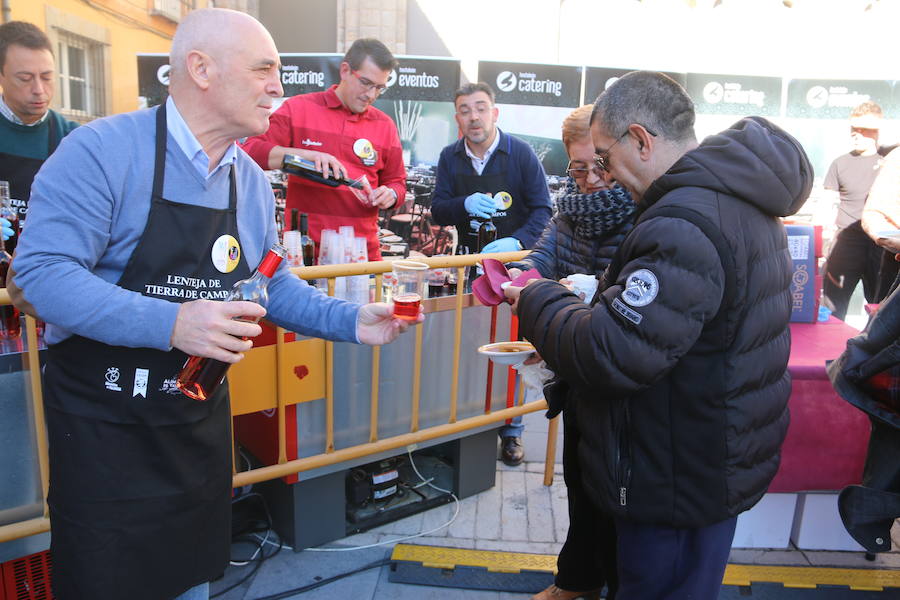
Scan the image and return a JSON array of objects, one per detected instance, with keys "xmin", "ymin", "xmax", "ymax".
[
  {"xmin": 105, "ymin": 367, "xmax": 122, "ymax": 391},
  {"xmin": 806, "ymin": 85, "xmax": 870, "ymax": 110},
  {"xmin": 211, "ymin": 234, "xmax": 241, "ymax": 274},
  {"xmin": 392, "ymin": 67, "xmax": 440, "ymax": 89},
  {"xmin": 386, "ymin": 69, "xmax": 398, "ymax": 88},
  {"xmin": 496, "ymin": 71, "xmax": 517, "ymax": 92},
  {"xmin": 157, "ymin": 65, "xmax": 171, "ymax": 87},
  {"xmin": 703, "ymin": 81, "xmax": 725, "ymax": 104},
  {"xmin": 280, "ymin": 64, "xmax": 325, "ymax": 87},
  {"xmin": 353, "ymin": 138, "xmax": 377, "ymax": 166}
]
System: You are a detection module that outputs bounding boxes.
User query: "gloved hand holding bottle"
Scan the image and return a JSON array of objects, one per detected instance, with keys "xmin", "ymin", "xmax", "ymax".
[
  {"xmin": 1, "ymin": 218, "xmax": 12, "ymax": 242},
  {"xmin": 464, "ymin": 192, "xmax": 497, "ymax": 219},
  {"xmin": 481, "ymin": 237, "xmax": 522, "ymax": 254}
]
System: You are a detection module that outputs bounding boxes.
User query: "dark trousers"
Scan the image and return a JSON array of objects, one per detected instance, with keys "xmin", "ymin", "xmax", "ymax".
[
  {"xmin": 555, "ymin": 407, "xmax": 618, "ymax": 597},
  {"xmin": 614, "ymin": 515, "xmax": 737, "ymax": 600},
  {"xmin": 824, "ymin": 221, "xmax": 896, "ymax": 320}
]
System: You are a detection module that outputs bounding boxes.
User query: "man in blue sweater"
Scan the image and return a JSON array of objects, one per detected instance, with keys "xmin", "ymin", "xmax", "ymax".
[
  {"xmin": 10, "ymin": 9, "xmax": 418, "ymax": 600},
  {"xmin": 432, "ymin": 82, "xmax": 552, "ymax": 466},
  {"xmin": 0, "ymin": 20, "xmax": 78, "ymax": 253}
]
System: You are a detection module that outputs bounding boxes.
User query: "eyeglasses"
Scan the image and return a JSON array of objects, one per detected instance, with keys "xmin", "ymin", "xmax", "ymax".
[
  {"xmin": 565, "ymin": 162, "xmax": 604, "ymax": 180},
  {"xmin": 351, "ymin": 70, "xmax": 388, "ymax": 95},
  {"xmin": 593, "ymin": 125, "xmax": 658, "ymax": 173}
]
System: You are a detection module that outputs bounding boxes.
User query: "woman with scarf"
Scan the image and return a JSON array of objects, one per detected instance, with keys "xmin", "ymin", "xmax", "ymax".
[{"xmin": 508, "ymin": 104, "xmax": 635, "ymax": 600}]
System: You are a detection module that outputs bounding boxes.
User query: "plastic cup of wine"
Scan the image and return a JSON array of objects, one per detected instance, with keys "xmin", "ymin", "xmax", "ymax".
[{"xmin": 391, "ymin": 260, "xmax": 427, "ymax": 321}]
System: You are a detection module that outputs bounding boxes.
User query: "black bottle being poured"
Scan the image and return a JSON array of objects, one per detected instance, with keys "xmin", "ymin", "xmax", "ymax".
[
  {"xmin": 476, "ymin": 218, "xmax": 497, "ymax": 252},
  {"xmin": 282, "ymin": 155, "xmax": 364, "ymax": 189}
]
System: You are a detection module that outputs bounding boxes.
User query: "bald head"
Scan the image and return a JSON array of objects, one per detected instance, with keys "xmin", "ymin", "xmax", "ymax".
[{"xmin": 169, "ymin": 8, "xmax": 269, "ymax": 87}]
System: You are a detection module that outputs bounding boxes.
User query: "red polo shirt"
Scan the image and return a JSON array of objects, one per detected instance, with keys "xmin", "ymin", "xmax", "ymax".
[{"xmin": 242, "ymin": 85, "xmax": 406, "ymax": 261}]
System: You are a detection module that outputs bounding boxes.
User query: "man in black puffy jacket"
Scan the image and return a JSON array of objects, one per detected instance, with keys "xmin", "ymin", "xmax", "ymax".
[{"xmin": 505, "ymin": 71, "xmax": 814, "ymax": 598}]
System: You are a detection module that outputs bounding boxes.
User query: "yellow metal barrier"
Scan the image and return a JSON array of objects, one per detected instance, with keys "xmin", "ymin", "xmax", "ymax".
[{"xmin": 0, "ymin": 251, "xmax": 546, "ymax": 545}]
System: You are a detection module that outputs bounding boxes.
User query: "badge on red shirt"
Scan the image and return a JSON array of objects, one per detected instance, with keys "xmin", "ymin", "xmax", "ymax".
[{"xmin": 353, "ymin": 138, "xmax": 377, "ymax": 166}]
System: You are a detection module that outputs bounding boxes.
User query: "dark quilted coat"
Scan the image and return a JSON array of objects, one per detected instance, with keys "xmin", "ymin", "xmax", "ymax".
[{"xmin": 517, "ymin": 117, "xmax": 814, "ymax": 527}]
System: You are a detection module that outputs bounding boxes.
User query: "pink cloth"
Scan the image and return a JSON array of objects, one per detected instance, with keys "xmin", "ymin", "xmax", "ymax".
[
  {"xmin": 768, "ymin": 318, "xmax": 870, "ymax": 492},
  {"xmin": 472, "ymin": 259, "xmax": 541, "ymax": 306}
]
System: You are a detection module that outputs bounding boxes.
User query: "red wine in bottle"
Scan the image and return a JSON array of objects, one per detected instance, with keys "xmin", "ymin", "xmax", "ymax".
[
  {"xmin": 299, "ymin": 213, "xmax": 316, "ymax": 267},
  {"xmin": 175, "ymin": 243, "xmax": 286, "ymax": 401}
]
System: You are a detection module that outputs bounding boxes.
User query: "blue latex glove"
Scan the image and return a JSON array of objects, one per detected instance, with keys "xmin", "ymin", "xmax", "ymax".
[
  {"xmin": 464, "ymin": 192, "xmax": 497, "ymax": 219},
  {"xmin": 0, "ymin": 217, "xmax": 12, "ymax": 242},
  {"xmin": 481, "ymin": 237, "xmax": 521, "ymax": 254}
]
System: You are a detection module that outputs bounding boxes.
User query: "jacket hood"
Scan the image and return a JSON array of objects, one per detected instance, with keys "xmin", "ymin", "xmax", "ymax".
[{"xmin": 643, "ymin": 116, "xmax": 813, "ymax": 217}]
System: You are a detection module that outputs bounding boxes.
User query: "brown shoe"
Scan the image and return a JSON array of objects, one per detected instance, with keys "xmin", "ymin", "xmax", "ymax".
[
  {"xmin": 500, "ymin": 436, "xmax": 524, "ymax": 466},
  {"xmin": 530, "ymin": 584, "xmax": 601, "ymax": 600}
]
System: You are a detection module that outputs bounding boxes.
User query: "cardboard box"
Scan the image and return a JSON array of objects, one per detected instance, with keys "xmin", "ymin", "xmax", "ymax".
[{"xmin": 785, "ymin": 224, "xmax": 820, "ymax": 323}]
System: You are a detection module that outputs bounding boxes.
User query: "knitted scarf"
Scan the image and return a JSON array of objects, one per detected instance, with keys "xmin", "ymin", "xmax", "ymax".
[{"xmin": 554, "ymin": 179, "xmax": 636, "ymax": 240}]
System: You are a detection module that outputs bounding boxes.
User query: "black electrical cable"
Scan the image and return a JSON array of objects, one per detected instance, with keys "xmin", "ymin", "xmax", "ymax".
[{"xmin": 250, "ymin": 558, "xmax": 393, "ymax": 600}]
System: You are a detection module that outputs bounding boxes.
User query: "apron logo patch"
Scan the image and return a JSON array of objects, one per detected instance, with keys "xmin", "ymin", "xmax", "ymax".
[
  {"xmin": 104, "ymin": 367, "xmax": 122, "ymax": 391},
  {"xmin": 622, "ymin": 268, "xmax": 659, "ymax": 307},
  {"xmin": 494, "ymin": 191, "xmax": 513, "ymax": 210},
  {"xmin": 133, "ymin": 368, "xmax": 149, "ymax": 398},
  {"xmin": 211, "ymin": 234, "xmax": 241, "ymax": 274},
  {"xmin": 353, "ymin": 138, "xmax": 377, "ymax": 166},
  {"xmin": 159, "ymin": 377, "xmax": 181, "ymax": 395},
  {"xmin": 612, "ymin": 297, "xmax": 642, "ymax": 325}
]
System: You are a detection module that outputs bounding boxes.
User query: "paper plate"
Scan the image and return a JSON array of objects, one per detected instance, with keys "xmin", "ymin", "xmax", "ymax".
[{"xmin": 477, "ymin": 341, "xmax": 536, "ymax": 365}]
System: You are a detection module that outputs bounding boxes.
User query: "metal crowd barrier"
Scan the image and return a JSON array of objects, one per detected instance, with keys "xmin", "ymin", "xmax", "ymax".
[{"xmin": 0, "ymin": 251, "xmax": 556, "ymax": 545}]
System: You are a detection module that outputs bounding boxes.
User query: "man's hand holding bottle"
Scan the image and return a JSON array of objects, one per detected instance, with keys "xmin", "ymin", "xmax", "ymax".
[{"xmin": 481, "ymin": 237, "xmax": 521, "ymax": 253}]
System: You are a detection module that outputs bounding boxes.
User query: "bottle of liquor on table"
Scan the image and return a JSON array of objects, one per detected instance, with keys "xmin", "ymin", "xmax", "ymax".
[
  {"xmin": 299, "ymin": 212, "xmax": 315, "ymax": 267},
  {"xmin": 176, "ymin": 243, "xmax": 286, "ymax": 401},
  {"xmin": 0, "ymin": 247, "xmax": 21, "ymax": 341}
]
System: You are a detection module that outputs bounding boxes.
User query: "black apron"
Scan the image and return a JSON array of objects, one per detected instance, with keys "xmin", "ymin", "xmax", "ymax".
[
  {"xmin": 451, "ymin": 135, "xmax": 525, "ymax": 253},
  {"xmin": 0, "ymin": 116, "xmax": 58, "ymax": 253},
  {"xmin": 43, "ymin": 104, "xmax": 248, "ymax": 600}
]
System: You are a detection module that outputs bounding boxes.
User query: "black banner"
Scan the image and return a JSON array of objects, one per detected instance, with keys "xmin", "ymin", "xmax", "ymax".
[
  {"xmin": 137, "ymin": 54, "xmax": 170, "ymax": 108},
  {"xmin": 478, "ymin": 60, "xmax": 582, "ymax": 108},
  {"xmin": 380, "ymin": 57, "xmax": 460, "ymax": 102},
  {"xmin": 686, "ymin": 73, "xmax": 782, "ymax": 117},
  {"xmin": 786, "ymin": 78, "xmax": 893, "ymax": 119},
  {"xmin": 278, "ymin": 54, "xmax": 342, "ymax": 97},
  {"xmin": 583, "ymin": 67, "xmax": 686, "ymax": 105}
]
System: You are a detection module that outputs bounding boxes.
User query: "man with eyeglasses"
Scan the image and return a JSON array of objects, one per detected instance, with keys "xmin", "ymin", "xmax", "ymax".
[
  {"xmin": 506, "ymin": 71, "xmax": 813, "ymax": 597},
  {"xmin": 242, "ymin": 38, "xmax": 405, "ymax": 260},
  {"xmin": 431, "ymin": 81, "xmax": 552, "ymax": 466}
]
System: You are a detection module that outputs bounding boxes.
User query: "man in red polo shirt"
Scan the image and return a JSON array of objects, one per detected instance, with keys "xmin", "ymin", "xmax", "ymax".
[{"xmin": 242, "ymin": 38, "xmax": 405, "ymax": 260}]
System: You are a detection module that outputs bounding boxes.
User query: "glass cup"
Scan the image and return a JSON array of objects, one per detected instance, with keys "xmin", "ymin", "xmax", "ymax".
[{"xmin": 391, "ymin": 260, "xmax": 427, "ymax": 321}]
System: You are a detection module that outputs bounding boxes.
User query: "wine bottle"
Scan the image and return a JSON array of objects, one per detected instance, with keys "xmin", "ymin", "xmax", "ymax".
[
  {"xmin": 477, "ymin": 218, "xmax": 497, "ymax": 252},
  {"xmin": 0, "ymin": 249, "xmax": 21, "ymax": 340},
  {"xmin": 299, "ymin": 212, "xmax": 316, "ymax": 267},
  {"xmin": 176, "ymin": 243, "xmax": 286, "ymax": 401},
  {"xmin": 0, "ymin": 180, "xmax": 18, "ymax": 255},
  {"xmin": 282, "ymin": 154, "xmax": 364, "ymax": 189}
]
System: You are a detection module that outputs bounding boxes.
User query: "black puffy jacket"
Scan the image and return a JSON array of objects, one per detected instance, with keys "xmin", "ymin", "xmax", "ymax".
[{"xmin": 517, "ymin": 117, "xmax": 813, "ymax": 527}]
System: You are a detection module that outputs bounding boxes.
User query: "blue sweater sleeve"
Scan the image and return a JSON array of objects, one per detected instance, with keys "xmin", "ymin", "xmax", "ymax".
[
  {"xmin": 12, "ymin": 126, "xmax": 181, "ymax": 350},
  {"xmin": 430, "ymin": 147, "xmax": 469, "ymax": 227},
  {"xmin": 510, "ymin": 146, "xmax": 552, "ymax": 248}
]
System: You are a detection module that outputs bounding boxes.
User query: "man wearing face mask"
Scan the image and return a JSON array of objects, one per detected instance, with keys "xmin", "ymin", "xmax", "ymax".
[
  {"xmin": 0, "ymin": 21, "xmax": 78, "ymax": 252},
  {"xmin": 431, "ymin": 82, "xmax": 552, "ymax": 466},
  {"xmin": 822, "ymin": 101, "xmax": 892, "ymax": 319},
  {"xmin": 242, "ymin": 38, "xmax": 405, "ymax": 261}
]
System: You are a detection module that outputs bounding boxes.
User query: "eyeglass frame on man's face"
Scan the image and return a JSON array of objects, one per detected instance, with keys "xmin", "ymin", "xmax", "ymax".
[
  {"xmin": 593, "ymin": 125, "xmax": 658, "ymax": 173},
  {"xmin": 351, "ymin": 70, "xmax": 388, "ymax": 95}
]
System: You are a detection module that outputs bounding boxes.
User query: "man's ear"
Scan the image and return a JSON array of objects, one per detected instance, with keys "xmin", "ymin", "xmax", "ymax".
[
  {"xmin": 185, "ymin": 50, "xmax": 213, "ymax": 91},
  {"xmin": 630, "ymin": 123, "xmax": 654, "ymax": 158}
]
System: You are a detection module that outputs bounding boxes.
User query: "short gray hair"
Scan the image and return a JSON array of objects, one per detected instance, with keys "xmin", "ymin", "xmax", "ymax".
[{"xmin": 591, "ymin": 71, "xmax": 696, "ymax": 144}]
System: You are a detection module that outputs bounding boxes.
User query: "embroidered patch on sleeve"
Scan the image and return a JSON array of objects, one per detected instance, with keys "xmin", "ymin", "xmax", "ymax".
[
  {"xmin": 612, "ymin": 297, "xmax": 642, "ymax": 325},
  {"xmin": 622, "ymin": 269, "xmax": 659, "ymax": 307}
]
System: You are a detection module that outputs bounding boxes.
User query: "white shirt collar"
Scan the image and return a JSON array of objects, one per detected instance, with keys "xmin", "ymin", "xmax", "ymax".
[
  {"xmin": 165, "ymin": 96, "xmax": 237, "ymax": 180},
  {"xmin": 0, "ymin": 95, "xmax": 49, "ymax": 126},
  {"xmin": 464, "ymin": 130, "xmax": 501, "ymax": 176}
]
